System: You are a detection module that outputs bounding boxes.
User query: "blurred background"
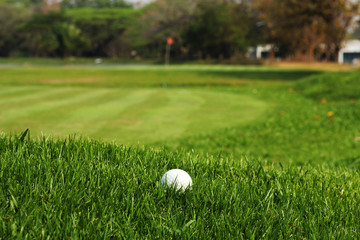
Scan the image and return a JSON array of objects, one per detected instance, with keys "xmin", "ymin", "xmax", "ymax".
[{"xmin": 0, "ymin": 0, "xmax": 359, "ymax": 64}]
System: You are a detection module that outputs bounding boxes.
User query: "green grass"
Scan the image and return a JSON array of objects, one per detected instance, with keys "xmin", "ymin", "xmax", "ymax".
[
  {"xmin": 0, "ymin": 57, "xmax": 156, "ymax": 66},
  {"xmin": 163, "ymin": 83, "xmax": 360, "ymax": 166},
  {"xmin": 0, "ymin": 65, "xmax": 317, "ymax": 144},
  {"xmin": 0, "ymin": 65, "xmax": 320, "ymax": 87},
  {"xmin": 295, "ymin": 70, "xmax": 360, "ymax": 101},
  {"xmin": 0, "ymin": 86, "xmax": 267, "ymax": 144},
  {"xmin": 1, "ymin": 64, "xmax": 360, "ymax": 238},
  {"xmin": 1, "ymin": 134, "xmax": 360, "ymax": 238}
]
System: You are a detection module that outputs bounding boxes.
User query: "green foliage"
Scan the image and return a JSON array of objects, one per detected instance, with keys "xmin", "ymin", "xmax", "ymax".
[
  {"xmin": 0, "ymin": 4, "xmax": 30, "ymax": 56},
  {"xmin": 0, "ymin": 0, "xmax": 131, "ymax": 8},
  {"xmin": 0, "ymin": 0, "xmax": 41, "ymax": 7},
  {"xmin": 54, "ymin": 22, "xmax": 90, "ymax": 57},
  {"xmin": 18, "ymin": 12, "xmax": 89, "ymax": 57},
  {"xmin": 61, "ymin": 0, "xmax": 132, "ymax": 9},
  {"xmin": 0, "ymin": 0, "xmax": 357, "ymax": 60},
  {"xmin": 66, "ymin": 8, "xmax": 138, "ymax": 57},
  {"xmin": 124, "ymin": 0, "xmax": 264, "ymax": 60},
  {"xmin": 182, "ymin": 1, "xmax": 256, "ymax": 58},
  {"xmin": 66, "ymin": 7, "xmax": 137, "ymax": 21},
  {"xmin": 3, "ymin": 8, "xmax": 138, "ymax": 58},
  {"xmin": 124, "ymin": 0, "xmax": 198, "ymax": 59}
]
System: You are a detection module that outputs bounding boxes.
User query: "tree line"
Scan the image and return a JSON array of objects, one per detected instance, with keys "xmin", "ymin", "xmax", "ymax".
[{"xmin": 0, "ymin": 0, "xmax": 358, "ymax": 61}]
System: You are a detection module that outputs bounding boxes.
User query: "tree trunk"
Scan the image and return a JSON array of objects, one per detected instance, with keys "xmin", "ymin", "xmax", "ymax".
[
  {"xmin": 270, "ymin": 45, "xmax": 275, "ymax": 61},
  {"xmin": 308, "ymin": 44, "xmax": 315, "ymax": 62}
]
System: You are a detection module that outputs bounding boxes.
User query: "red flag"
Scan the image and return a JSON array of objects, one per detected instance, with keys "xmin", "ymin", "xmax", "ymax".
[{"xmin": 167, "ymin": 37, "xmax": 174, "ymax": 45}]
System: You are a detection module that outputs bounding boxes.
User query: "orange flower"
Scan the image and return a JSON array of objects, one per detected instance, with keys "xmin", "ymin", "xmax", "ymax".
[
  {"xmin": 320, "ymin": 98, "xmax": 327, "ymax": 104},
  {"xmin": 327, "ymin": 111, "xmax": 334, "ymax": 117},
  {"xmin": 350, "ymin": 99, "xmax": 356, "ymax": 104}
]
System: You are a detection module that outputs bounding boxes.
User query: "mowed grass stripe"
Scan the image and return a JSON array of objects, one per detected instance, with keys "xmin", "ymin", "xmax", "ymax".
[
  {"xmin": 0, "ymin": 86, "xmax": 46, "ymax": 100},
  {"xmin": 90, "ymin": 89, "xmax": 268, "ymax": 144},
  {"xmin": 0, "ymin": 88, "xmax": 112, "ymax": 129},
  {"xmin": 132, "ymin": 89, "xmax": 205, "ymax": 143},
  {"xmin": 184, "ymin": 90, "xmax": 267, "ymax": 134},
  {"xmin": 45, "ymin": 89, "xmax": 155, "ymax": 137},
  {"xmin": 0, "ymin": 86, "xmax": 268, "ymax": 144},
  {"xmin": 92, "ymin": 89, "xmax": 205, "ymax": 143},
  {"xmin": 90, "ymin": 89, "xmax": 173, "ymax": 141},
  {"xmin": 5, "ymin": 89, "xmax": 136, "ymax": 135},
  {"xmin": 0, "ymin": 86, "xmax": 79, "ymax": 108},
  {"xmin": 0, "ymin": 88, "xmax": 154, "ymax": 137}
]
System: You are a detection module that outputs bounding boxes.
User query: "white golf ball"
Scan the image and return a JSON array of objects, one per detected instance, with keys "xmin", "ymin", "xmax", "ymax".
[{"xmin": 161, "ymin": 169, "xmax": 193, "ymax": 191}]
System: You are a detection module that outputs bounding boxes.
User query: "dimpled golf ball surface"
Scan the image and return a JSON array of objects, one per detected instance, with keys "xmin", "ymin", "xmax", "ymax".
[{"xmin": 161, "ymin": 169, "xmax": 192, "ymax": 191}]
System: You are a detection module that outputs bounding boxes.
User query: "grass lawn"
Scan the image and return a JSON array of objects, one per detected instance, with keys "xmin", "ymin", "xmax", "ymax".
[
  {"xmin": 0, "ymin": 65, "xmax": 316, "ymax": 144},
  {"xmin": 1, "ymin": 63, "xmax": 360, "ymax": 238},
  {"xmin": 0, "ymin": 86, "xmax": 267, "ymax": 144},
  {"xmin": 0, "ymin": 65, "xmax": 320, "ymax": 87}
]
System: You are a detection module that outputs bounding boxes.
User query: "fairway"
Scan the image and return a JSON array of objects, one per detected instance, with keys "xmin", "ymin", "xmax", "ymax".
[{"xmin": 0, "ymin": 85, "xmax": 267, "ymax": 144}]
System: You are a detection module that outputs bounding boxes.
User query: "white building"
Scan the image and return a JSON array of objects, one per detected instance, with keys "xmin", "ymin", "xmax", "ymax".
[
  {"xmin": 125, "ymin": 0, "xmax": 153, "ymax": 8},
  {"xmin": 247, "ymin": 44, "xmax": 274, "ymax": 59},
  {"xmin": 338, "ymin": 39, "xmax": 360, "ymax": 64}
]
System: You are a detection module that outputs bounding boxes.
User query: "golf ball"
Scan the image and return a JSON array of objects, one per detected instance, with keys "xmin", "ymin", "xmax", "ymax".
[{"xmin": 161, "ymin": 169, "xmax": 192, "ymax": 191}]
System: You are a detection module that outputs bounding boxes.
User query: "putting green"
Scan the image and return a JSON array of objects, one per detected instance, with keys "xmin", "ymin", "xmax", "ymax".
[{"xmin": 0, "ymin": 86, "xmax": 267, "ymax": 144}]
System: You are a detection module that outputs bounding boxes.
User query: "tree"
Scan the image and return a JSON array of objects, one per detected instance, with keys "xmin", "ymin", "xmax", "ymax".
[
  {"xmin": 182, "ymin": 0, "xmax": 259, "ymax": 59},
  {"xmin": 67, "ymin": 8, "xmax": 137, "ymax": 57},
  {"xmin": 321, "ymin": 0, "xmax": 359, "ymax": 61},
  {"xmin": 125, "ymin": 0, "xmax": 198, "ymax": 59},
  {"xmin": 126, "ymin": 0, "xmax": 262, "ymax": 61},
  {"xmin": 0, "ymin": 4, "xmax": 30, "ymax": 56},
  {"xmin": 19, "ymin": 12, "xmax": 88, "ymax": 57},
  {"xmin": 255, "ymin": 0, "xmax": 359, "ymax": 61},
  {"xmin": 61, "ymin": 0, "xmax": 132, "ymax": 9}
]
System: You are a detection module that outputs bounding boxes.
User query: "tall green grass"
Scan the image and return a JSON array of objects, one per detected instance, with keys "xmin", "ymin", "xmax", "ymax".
[{"xmin": 1, "ymin": 132, "xmax": 360, "ymax": 239}]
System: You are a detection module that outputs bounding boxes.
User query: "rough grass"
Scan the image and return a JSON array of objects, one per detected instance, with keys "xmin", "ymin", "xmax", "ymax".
[
  {"xmin": 1, "ymin": 133, "xmax": 360, "ymax": 239},
  {"xmin": 295, "ymin": 70, "xmax": 360, "ymax": 101}
]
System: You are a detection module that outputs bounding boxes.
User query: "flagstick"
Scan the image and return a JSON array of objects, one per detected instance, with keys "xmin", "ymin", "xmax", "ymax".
[{"xmin": 165, "ymin": 43, "xmax": 170, "ymax": 65}]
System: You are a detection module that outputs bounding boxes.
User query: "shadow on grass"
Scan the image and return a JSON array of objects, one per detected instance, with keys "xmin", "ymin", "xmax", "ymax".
[{"xmin": 200, "ymin": 70, "xmax": 323, "ymax": 81}]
